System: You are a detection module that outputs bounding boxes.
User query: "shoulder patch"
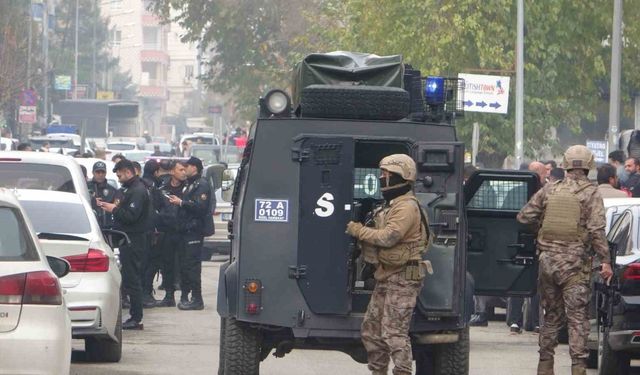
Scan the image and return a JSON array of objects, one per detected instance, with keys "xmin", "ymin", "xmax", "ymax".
[{"xmin": 200, "ymin": 193, "xmax": 208, "ymax": 201}]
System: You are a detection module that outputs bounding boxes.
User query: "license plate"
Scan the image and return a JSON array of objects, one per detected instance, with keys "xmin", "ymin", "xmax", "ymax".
[{"xmin": 221, "ymin": 213, "xmax": 232, "ymax": 221}]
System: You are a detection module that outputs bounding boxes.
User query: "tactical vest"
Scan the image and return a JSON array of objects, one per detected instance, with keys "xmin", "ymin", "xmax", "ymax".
[
  {"xmin": 370, "ymin": 196, "xmax": 431, "ymax": 268},
  {"xmin": 539, "ymin": 181, "xmax": 590, "ymax": 242}
]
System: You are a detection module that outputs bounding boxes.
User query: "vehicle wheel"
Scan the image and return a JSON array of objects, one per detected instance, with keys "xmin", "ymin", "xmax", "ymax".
[
  {"xmin": 433, "ymin": 326, "xmax": 470, "ymax": 375},
  {"xmin": 85, "ymin": 305, "xmax": 122, "ymax": 362},
  {"xmin": 223, "ymin": 318, "xmax": 262, "ymax": 375},
  {"xmin": 558, "ymin": 326, "xmax": 569, "ymax": 344},
  {"xmin": 586, "ymin": 349, "xmax": 598, "ymax": 369},
  {"xmin": 218, "ymin": 317, "xmax": 226, "ymax": 375},
  {"xmin": 598, "ymin": 327, "xmax": 630, "ymax": 375},
  {"xmin": 414, "ymin": 346, "xmax": 434, "ymax": 375},
  {"xmin": 300, "ymin": 84, "xmax": 410, "ymax": 121}
]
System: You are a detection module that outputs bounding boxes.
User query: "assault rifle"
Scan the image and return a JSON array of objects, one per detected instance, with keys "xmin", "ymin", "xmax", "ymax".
[{"xmin": 593, "ymin": 241, "xmax": 619, "ymax": 330}]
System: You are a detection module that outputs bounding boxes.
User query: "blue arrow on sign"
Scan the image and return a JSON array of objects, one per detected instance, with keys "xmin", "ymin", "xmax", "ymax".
[
  {"xmin": 489, "ymin": 102, "xmax": 501, "ymax": 109},
  {"xmin": 463, "ymin": 100, "xmax": 473, "ymax": 107},
  {"xmin": 475, "ymin": 101, "xmax": 487, "ymax": 108}
]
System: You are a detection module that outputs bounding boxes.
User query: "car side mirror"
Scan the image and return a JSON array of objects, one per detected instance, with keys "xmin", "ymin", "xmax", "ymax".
[
  {"xmin": 47, "ymin": 256, "xmax": 70, "ymax": 278},
  {"xmin": 101, "ymin": 228, "xmax": 130, "ymax": 249}
]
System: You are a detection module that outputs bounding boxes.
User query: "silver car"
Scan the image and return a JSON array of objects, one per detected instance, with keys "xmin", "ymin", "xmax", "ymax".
[{"xmin": 15, "ymin": 189, "xmax": 122, "ymax": 362}]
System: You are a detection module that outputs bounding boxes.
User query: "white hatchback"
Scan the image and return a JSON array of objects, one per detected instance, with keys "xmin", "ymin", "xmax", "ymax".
[
  {"xmin": 0, "ymin": 189, "xmax": 71, "ymax": 375},
  {"xmin": 15, "ymin": 189, "xmax": 123, "ymax": 362}
]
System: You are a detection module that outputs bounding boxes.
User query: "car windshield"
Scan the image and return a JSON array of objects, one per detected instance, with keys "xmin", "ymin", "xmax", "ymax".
[
  {"xmin": 30, "ymin": 138, "xmax": 76, "ymax": 148},
  {"xmin": 20, "ymin": 200, "xmax": 91, "ymax": 235},
  {"xmin": 191, "ymin": 148, "xmax": 220, "ymax": 165},
  {"xmin": 191, "ymin": 145, "xmax": 244, "ymax": 165},
  {"xmin": 0, "ymin": 207, "xmax": 39, "ymax": 261},
  {"xmin": 108, "ymin": 143, "xmax": 136, "ymax": 151},
  {"xmin": 0, "ymin": 163, "xmax": 76, "ymax": 193}
]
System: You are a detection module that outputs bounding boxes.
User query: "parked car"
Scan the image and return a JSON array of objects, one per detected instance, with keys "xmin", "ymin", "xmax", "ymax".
[
  {"xmin": 0, "ymin": 151, "xmax": 91, "ymax": 201},
  {"xmin": 179, "ymin": 133, "xmax": 220, "ymax": 155},
  {"xmin": 30, "ymin": 133, "xmax": 94, "ymax": 156},
  {"xmin": 0, "ymin": 188, "xmax": 72, "ymax": 375},
  {"xmin": 204, "ymin": 164, "xmax": 238, "ymax": 256},
  {"xmin": 586, "ymin": 197, "xmax": 640, "ymax": 372},
  {"xmin": 15, "ymin": 189, "xmax": 123, "ymax": 362}
]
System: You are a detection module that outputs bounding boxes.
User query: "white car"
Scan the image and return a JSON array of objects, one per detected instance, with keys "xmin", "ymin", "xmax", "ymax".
[
  {"xmin": 179, "ymin": 132, "xmax": 220, "ymax": 155},
  {"xmin": 0, "ymin": 189, "xmax": 71, "ymax": 375},
  {"xmin": 15, "ymin": 189, "xmax": 123, "ymax": 362},
  {"xmin": 30, "ymin": 133, "xmax": 94, "ymax": 156},
  {"xmin": 204, "ymin": 164, "xmax": 238, "ymax": 256},
  {"xmin": 0, "ymin": 151, "xmax": 91, "ymax": 202}
]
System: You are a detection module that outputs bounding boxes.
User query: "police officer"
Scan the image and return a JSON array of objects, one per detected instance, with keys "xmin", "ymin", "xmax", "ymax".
[
  {"xmin": 345, "ymin": 154, "xmax": 430, "ymax": 375},
  {"xmin": 155, "ymin": 161, "xmax": 188, "ymax": 307},
  {"xmin": 517, "ymin": 145, "xmax": 613, "ymax": 375},
  {"xmin": 97, "ymin": 159, "xmax": 153, "ymax": 330},
  {"xmin": 167, "ymin": 156, "xmax": 212, "ymax": 310},
  {"xmin": 87, "ymin": 161, "xmax": 117, "ymax": 229}
]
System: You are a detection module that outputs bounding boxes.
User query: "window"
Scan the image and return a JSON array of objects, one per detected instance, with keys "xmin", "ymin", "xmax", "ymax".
[
  {"xmin": 467, "ymin": 180, "xmax": 527, "ymax": 210},
  {"xmin": 607, "ymin": 210, "xmax": 633, "ymax": 256},
  {"xmin": 143, "ymin": 27, "xmax": 159, "ymax": 49},
  {"xmin": 20, "ymin": 201, "xmax": 91, "ymax": 236},
  {"xmin": 110, "ymin": 29, "xmax": 121, "ymax": 46},
  {"xmin": 184, "ymin": 65, "xmax": 194, "ymax": 80},
  {"xmin": 109, "ymin": 0, "xmax": 123, "ymax": 10},
  {"xmin": 0, "ymin": 208, "xmax": 39, "ymax": 261},
  {"xmin": 0, "ymin": 163, "xmax": 75, "ymax": 193}
]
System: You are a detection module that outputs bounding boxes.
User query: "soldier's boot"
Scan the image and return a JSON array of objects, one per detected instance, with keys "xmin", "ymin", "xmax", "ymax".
[
  {"xmin": 178, "ymin": 294, "xmax": 204, "ymax": 311},
  {"xmin": 155, "ymin": 292, "xmax": 175, "ymax": 307},
  {"xmin": 571, "ymin": 360, "xmax": 587, "ymax": 375},
  {"xmin": 177, "ymin": 293, "xmax": 191, "ymax": 310},
  {"xmin": 537, "ymin": 358, "xmax": 554, "ymax": 375}
]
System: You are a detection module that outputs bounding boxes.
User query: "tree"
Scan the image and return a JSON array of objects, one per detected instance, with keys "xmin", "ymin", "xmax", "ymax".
[{"xmin": 152, "ymin": 0, "xmax": 320, "ymax": 122}]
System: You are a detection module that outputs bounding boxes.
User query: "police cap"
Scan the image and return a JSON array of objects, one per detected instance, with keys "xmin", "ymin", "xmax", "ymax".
[{"xmin": 93, "ymin": 161, "xmax": 107, "ymax": 172}]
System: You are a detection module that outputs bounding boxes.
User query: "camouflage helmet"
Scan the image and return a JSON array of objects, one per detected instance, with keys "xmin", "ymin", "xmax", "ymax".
[
  {"xmin": 379, "ymin": 154, "xmax": 417, "ymax": 182},
  {"xmin": 562, "ymin": 145, "xmax": 595, "ymax": 170}
]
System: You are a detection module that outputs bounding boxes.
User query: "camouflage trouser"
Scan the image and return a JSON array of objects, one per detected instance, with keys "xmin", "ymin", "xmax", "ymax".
[
  {"xmin": 361, "ymin": 272, "xmax": 422, "ymax": 375},
  {"xmin": 538, "ymin": 252, "xmax": 591, "ymax": 364}
]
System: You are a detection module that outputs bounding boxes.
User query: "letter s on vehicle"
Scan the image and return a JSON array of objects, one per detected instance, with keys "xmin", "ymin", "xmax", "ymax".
[{"xmin": 315, "ymin": 192, "xmax": 335, "ymax": 217}]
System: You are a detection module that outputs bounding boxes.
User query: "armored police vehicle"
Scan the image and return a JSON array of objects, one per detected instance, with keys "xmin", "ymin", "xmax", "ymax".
[{"xmin": 217, "ymin": 51, "xmax": 540, "ymax": 374}]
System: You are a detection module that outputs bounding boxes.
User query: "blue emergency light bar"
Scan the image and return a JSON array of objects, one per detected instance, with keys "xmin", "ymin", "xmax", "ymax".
[{"xmin": 425, "ymin": 76, "xmax": 445, "ymax": 105}]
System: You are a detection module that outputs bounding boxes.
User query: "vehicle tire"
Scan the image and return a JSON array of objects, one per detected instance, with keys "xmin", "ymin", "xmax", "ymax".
[
  {"xmin": 300, "ymin": 84, "xmax": 410, "ymax": 121},
  {"xmin": 586, "ymin": 349, "xmax": 598, "ymax": 369},
  {"xmin": 433, "ymin": 326, "xmax": 470, "ymax": 375},
  {"xmin": 85, "ymin": 305, "xmax": 122, "ymax": 362},
  {"xmin": 218, "ymin": 317, "xmax": 226, "ymax": 375},
  {"xmin": 414, "ymin": 346, "xmax": 434, "ymax": 375},
  {"xmin": 557, "ymin": 326, "xmax": 569, "ymax": 344},
  {"xmin": 598, "ymin": 327, "xmax": 630, "ymax": 375},
  {"xmin": 223, "ymin": 318, "xmax": 262, "ymax": 375}
]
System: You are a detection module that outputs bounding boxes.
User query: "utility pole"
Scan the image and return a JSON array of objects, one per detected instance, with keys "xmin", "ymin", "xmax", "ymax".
[
  {"xmin": 608, "ymin": 0, "xmax": 623, "ymax": 152},
  {"xmin": 92, "ymin": 0, "xmax": 97, "ymax": 99},
  {"xmin": 515, "ymin": 0, "xmax": 524, "ymax": 167},
  {"xmin": 43, "ymin": 0, "xmax": 49, "ymax": 124},
  {"xmin": 73, "ymin": 0, "xmax": 79, "ymax": 100},
  {"xmin": 27, "ymin": 0, "xmax": 33, "ymax": 88}
]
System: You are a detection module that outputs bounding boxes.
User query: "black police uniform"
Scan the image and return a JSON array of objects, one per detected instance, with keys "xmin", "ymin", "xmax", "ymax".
[
  {"xmin": 112, "ymin": 175, "xmax": 153, "ymax": 326},
  {"xmin": 177, "ymin": 173, "xmax": 212, "ymax": 309},
  {"xmin": 154, "ymin": 179, "xmax": 187, "ymax": 307},
  {"xmin": 88, "ymin": 179, "xmax": 118, "ymax": 228},
  {"xmin": 139, "ymin": 175, "xmax": 163, "ymax": 306}
]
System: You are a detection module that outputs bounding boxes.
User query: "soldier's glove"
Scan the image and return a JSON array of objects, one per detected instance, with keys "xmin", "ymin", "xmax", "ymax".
[{"xmin": 345, "ymin": 221, "xmax": 364, "ymax": 237}]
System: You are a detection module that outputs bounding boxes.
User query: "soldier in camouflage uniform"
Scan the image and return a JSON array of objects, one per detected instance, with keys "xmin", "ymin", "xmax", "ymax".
[
  {"xmin": 517, "ymin": 145, "xmax": 613, "ymax": 375},
  {"xmin": 346, "ymin": 154, "xmax": 430, "ymax": 375}
]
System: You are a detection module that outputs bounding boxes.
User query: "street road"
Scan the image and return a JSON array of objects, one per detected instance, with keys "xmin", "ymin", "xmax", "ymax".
[{"xmin": 70, "ymin": 259, "xmax": 628, "ymax": 375}]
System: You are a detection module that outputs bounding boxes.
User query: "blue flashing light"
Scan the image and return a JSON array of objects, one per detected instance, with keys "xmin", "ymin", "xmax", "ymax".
[{"xmin": 425, "ymin": 76, "xmax": 445, "ymax": 105}]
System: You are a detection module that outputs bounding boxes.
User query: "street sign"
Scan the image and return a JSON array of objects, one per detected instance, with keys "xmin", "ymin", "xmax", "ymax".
[
  {"xmin": 458, "ymin": 73, "xmax": 510, "ymax": 114},
  {"xmin": 208, "ymin": 105, "xmax": 222, "ymax": 114},
  {"xmin": 67, "ymin": 85, "xmax": 88, "ymax": 99},
  {"xmin": 19, "ymin": 89, "xmax": 38, "ymax": 106},
  {"xmin": 96, "ymin": 91, "xmax": 114, "ymax": 100},
  {"xmin": 19, "ymin": 106, "xmax": 37, "ymax": 124},
  {"xmin": 586, "ymin": 140, "xmax": 607, "ymax": 163},
  {"xmin": 54, "ymin": 75, "xmax": 71, "ymax": 90}
]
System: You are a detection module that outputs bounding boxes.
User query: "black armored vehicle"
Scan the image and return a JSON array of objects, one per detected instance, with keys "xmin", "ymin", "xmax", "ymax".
[{"xmin": 217, "ymin": 52, "xmax": 540, "ymax": 374}]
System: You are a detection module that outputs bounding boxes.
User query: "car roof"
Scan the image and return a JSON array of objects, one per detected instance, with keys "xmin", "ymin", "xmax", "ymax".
[
  {"xmin": 0, "ymin": 151, "xmax": 83, "ymax": 166},
  {"xmin": 0, "ymin": 188, "xmax": 23, "ymax": 209},
  {"xmin": 14, "ymin": 189, "xmax": 85, "ymax": 204}
]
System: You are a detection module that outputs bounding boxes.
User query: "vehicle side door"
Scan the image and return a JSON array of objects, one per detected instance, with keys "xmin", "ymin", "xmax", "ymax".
[{"xmin": 465, "ymin": 170, "xmax": 540, "ymax": 296}]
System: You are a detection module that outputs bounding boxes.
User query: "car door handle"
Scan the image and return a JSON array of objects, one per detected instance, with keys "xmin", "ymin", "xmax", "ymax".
[{"xmin": 497, "ymin": 255, "xmax": 534, "ymax": 266}]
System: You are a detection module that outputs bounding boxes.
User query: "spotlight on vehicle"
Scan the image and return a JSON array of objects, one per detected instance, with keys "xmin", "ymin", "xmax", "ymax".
[{"xmin": 259, "ymin": 89, "xmax": 292, "ymax": 118}]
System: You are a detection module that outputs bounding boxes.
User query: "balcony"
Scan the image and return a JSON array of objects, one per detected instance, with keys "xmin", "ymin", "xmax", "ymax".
[
  {"xmin": 141, "ymin": 14, "xmax": 161, "ymax": 26},
  {"xmin": 139, "ymin": 85, "xmax": 167, "ymax": 99},
  {"xmin": 140, "ymin": 49, "xmax": 169, "ymax": 65}
]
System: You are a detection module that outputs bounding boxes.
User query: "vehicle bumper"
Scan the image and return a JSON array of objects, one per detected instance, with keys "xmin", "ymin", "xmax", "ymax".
[
  {"xmin": 203, "ymin": 236, "xmax": 231, "ymax": 255},
  {"xmin": 608, "ymin": 329, "xmax": 640, "ymax": 352},
  {"xmin": 65, "ymin": 272, "xmax": 120, "ymax": 340},
  {"xmin": 0, "ymin": 306, "xmax": 71, "ymax": 375}
]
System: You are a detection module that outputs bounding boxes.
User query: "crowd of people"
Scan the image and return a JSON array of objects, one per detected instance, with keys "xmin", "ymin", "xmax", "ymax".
[{"xmin": 87, "ymin": 153, "xmax": 214, "ymax": 330}]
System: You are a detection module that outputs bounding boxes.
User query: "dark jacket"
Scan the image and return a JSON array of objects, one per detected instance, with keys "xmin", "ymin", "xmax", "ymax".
[
  {"xmin": 112, "ymin": 176, "xmax": 153, "ymax": 233},
  {"xmin": 180, "ymin": 174, "xmax": 214, "ymax": 235},
  {"xmin": 623, "ymin": 172, "xmax": 640, "ymax": 197},
  {"xmin": 156, "ymin": 179, "xmax": 187, "ymax": 233},
  {"xmin": 88, "ymin": 179, "xmax": 117, "ymax": 228}
]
